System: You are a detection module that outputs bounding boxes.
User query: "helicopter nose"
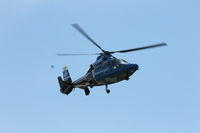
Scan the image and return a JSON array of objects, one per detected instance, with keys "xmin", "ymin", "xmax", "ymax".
[
  {"xmin": 133, "ymin": 64, "xmax": 139, "ymax": 70},
  {"xmin": 125, "ymin": 64, "xmax": 139, "ymax": 77},
  {"xmin": 130, "ymin": 64, "xmax": 139, "ymax": 71}
]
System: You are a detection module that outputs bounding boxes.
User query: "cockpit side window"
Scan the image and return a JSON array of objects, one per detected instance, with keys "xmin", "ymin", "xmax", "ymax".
[
  {"xmin": 112, "ymin": 60, "xmax": 119, "ymax": 69},
  {"xmin": 94, "ymin": 63, "xmax": 101, "ymax": 69},
  {"xmin": 102, "ymin": 60, "xmax": 112, "ymax": 68}
]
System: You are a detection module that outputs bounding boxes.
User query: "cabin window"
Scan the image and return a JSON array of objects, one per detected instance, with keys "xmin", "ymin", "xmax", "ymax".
[
  {"xmin": 102, "ymin": 61, "xmax": 112, "ymax": 68},
  {"xmin": 102, "ymin": 57, "xmax": 107, "ymax": 61}
]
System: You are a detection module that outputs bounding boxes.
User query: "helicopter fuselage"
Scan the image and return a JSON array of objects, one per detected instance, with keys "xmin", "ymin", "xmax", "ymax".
[{"xmin": 73, "ymin": 54, "xmax": 139, "ymax": 88}]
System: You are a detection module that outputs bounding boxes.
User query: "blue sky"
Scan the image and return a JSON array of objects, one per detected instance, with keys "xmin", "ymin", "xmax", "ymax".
[{"xmin": 0, "ymin": 0, "xmax": 200, "ymax": 133}]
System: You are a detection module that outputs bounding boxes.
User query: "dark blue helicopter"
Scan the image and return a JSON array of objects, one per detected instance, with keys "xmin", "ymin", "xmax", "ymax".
[{"xmin": 57, "ymin": 24, "xmax": 167, "ymax": 96}]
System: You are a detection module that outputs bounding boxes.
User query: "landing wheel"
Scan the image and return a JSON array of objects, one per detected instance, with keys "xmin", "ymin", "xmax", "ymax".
[
  {"xmin": 84, "ymin": 88, "xmax": 90, "ymax": 96},
  {"xmin": 106, "ymin": 89, "xmax": 110, "ymax": 94},
  {"xmin": 105, "ymin": 85, "xmax": 110, "ymax": 94}
]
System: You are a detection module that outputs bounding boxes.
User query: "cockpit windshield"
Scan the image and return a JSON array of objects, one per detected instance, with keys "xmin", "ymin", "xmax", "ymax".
[
  {"xmin": 118, "ymin": 59, "xmax": 128, "ymax": 64},
  {"xmin": 93, "ymin": 55, "xmax": 129, "ymax": 70}
]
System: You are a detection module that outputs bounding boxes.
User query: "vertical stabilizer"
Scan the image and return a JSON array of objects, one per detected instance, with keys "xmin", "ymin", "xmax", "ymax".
[{"xmin": 63, "ymin": 66, "xmax": 72, "ymax": 83}]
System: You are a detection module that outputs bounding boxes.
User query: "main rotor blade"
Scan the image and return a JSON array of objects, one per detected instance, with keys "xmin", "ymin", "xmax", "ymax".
[
  {"xmin": 110, "ymin": 43, "xmax": 167, "ymax": 54},
  {"xmin": 57, "ymin": 53, "xmax": 100, "ymax": 56},
  {"xmin": 71, "ymin": 24, "xmax": 105, "ymax": 52}
]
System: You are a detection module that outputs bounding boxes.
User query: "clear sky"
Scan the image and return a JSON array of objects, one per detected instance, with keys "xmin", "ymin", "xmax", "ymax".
[{"xmin": 0, "ymin": 0, "xmax": 200, "ymax": 133}]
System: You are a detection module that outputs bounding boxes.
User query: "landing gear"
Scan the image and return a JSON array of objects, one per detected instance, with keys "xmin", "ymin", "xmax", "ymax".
[
  {"xmin": 106, "ymin": 89, "xmax": 110, "ymax": 94},
  {"xmin": 105, "ymin": 85, "xmax": 110, "ymax": 94},
  {"xmin": 84, "ymin": 88, "xmax": 90, "ymax": 96}
]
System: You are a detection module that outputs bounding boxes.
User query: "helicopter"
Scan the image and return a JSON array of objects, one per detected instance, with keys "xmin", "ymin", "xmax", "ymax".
[{"xmin": 57, "ymin": 24, "xmax": 167, "ymax": 96}]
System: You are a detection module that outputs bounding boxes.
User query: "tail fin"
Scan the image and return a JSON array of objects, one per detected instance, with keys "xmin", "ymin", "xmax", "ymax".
[
  {"xmin": 57, "ymin": 66, "xmax": 73, "ymax": 95},
  {"xmin": 63, "ymin": 66, "xmax": 72, "ymax": 83}
]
